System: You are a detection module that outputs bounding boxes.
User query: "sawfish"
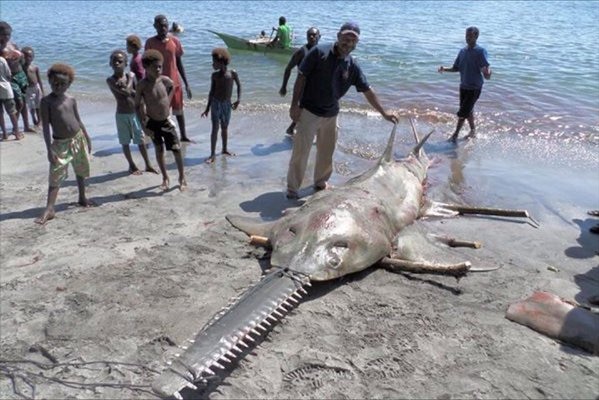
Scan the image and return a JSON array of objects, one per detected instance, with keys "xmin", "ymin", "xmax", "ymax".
[{"xmin": 151, "ymin": 122, "xmax": 507, "ymax": 398}]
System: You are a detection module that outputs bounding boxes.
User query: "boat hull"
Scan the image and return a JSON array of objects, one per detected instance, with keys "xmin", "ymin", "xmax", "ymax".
[{"xmin": 209, "ymin": 30, "xmax": 297, "ymax": 55}]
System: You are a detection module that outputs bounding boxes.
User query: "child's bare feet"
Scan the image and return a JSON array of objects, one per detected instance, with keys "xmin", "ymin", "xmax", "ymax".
[
  {"xmin": 465, "ymin": 130, "xmax": 477, "ymax": 139},
  {"xmin": 222, "ymin": 150, "xmax": 236, "ymax": 157},
  {"xmin": 25, "ymin": 127, "xmax": 37, "ymax": 133},
  {"xmin": 129, "ymin": 167, "xmax": 142, "ymax": 176},
  {"xmin": 205, "ymin": 156, "xmax": 215, "ymax": 164},
  {"xmin": 179, "ymin": 177, "xmax": 188, "ymax": 191},
  {"xmin": 1, "ymin": 133, "xmax": 7, "ymax": 141},
  {"xmin": 160, "ymin": 179, "xmax": 170, "ymax": 191},
  {"xmin": 146, "ymin": 166, "xmax": 159, "ymax": 174},
  {"xmin": 34, "ymin": 209, "xmax": 55, "ymax": 225},
  {"xmin": 180, "ymin": 136, "xmax": 196, "ymax": 143},
  {"xmin": 14, "ymin": 131, "xmax": 24, "ymax": 140}
]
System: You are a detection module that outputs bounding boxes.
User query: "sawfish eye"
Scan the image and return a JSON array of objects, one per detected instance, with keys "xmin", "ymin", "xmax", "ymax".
[
  {"xmin": 327, "ymin": 242, "xmax": 348, "ymax": 269},
  {"xmin": 327, "ymin": 254, "xmax": 341, "ymax": 269}
]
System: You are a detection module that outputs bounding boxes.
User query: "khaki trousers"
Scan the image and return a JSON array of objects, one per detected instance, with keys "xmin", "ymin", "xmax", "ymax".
[{"xmin": 286, "ymin": 109, "xmax": 338, "ymax": 193}]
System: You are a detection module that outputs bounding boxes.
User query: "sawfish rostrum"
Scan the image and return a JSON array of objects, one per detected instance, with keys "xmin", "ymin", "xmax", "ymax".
[{"xmin": 152, "ymin": 123, "xmax": 434, "ymax": 398}]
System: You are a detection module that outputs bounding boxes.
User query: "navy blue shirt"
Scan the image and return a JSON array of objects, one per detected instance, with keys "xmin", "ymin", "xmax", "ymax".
[
  {"xmin": 453, "ymin": 45, "xmax": 490, "ymax": 90},
  {"xmin": 298, "ymin": 44, "xmax": 370, "ymax": 117}
]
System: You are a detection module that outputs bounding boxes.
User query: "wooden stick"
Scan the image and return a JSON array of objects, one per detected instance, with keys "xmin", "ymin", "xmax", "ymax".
[
  {"xmin": 249, "ymin": 235, "xmax": 271, "ymax": 247},
  {"xmin": 431, "ymin": 235, "xmax": 482, "ymax": 249},
  {"xmin": 444, "ymin": 204, "xmax": 529, "ymax": 218},
  {"xmin": 443, "ymin": 204, "xmax": 540, "ymax": 228},
  {"xmin": 379, "ymin": 257, "xmax": 471, "ymax": 278}
]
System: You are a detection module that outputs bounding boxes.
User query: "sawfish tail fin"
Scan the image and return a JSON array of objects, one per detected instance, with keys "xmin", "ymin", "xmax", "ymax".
[
  {"xmin": 380, "ymin": 120, "xmax": 434, "ymax": 166},
  {"xmin": 409, "ymin": 118, "xmax": 434, "ymax": 159}
]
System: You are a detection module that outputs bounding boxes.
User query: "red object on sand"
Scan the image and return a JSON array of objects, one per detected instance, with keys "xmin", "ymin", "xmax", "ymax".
[{"xmin": 506, "ymin": 291, "xmax": 599, "ymax": 354}]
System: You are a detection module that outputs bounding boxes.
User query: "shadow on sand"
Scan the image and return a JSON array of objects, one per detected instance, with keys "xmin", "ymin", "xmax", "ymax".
[{"xmin": 0, "ymin": 185, "xmax": 167, "ymax": 222}]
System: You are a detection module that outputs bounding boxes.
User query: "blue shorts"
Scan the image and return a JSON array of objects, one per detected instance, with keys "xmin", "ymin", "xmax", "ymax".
[
  {"xmin": 211, "ymin": 99, "xmax": 232, "ymax": 127},
  {"xmin": 115, "ymin": 113, "xmax": 143, "ymax": 145}
]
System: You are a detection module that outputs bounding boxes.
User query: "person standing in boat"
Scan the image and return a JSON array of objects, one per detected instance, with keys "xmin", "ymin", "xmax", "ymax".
[
  {"xmin": 269, "ymin": 16, "xmax": 292, "ymax": 49},
  {"xmin": 279, "ymin": 27, "xmax": 321, "ymax": 136}
]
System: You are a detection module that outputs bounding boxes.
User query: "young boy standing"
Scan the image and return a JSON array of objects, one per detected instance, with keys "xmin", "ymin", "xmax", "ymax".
[
  {"xmin": 22, "ymin": 46, "xmax": 44, "ymax": 127},
  {"xmin": 35, "ymin": 63, "xmax": 94, "ymax": 225},
  {"xmin": 106, "ymin": 49, "xmax": 156, "ymax": 175},
  {"xmin": 0, "ymin": 21, "xmax": 21, "ymax": 140},
  {"xmin": 126, "ymin": 35, "xmax": 145, "ymax": 81},
  {"xmin": 135, "ymin": 49, "xmax": 186, "ymax": 191},
  {"xmin": 0, "ymin": 51, "xmax": 20, "ymax": 140},
  {"xmin": 200, "ymin": 48, "xmax": 241, "ymax": 164}
]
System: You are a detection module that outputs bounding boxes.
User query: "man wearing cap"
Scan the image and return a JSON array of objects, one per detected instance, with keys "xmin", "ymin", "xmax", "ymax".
[
  {"xmin": 145, "ymin": 14, "xmax": 193, "ymax": 142},
  {"xmin": 286, "ymin": 21, "xmax": 398, "ymax": 200}
]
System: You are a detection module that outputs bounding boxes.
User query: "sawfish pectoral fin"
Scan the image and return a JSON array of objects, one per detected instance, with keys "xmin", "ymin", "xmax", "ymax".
[{"xmin": 226, "ymin": 214, "xmax": 277, "ymax": 237}]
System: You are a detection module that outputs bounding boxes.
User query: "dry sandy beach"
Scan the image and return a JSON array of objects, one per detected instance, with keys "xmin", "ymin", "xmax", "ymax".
[{"xmin": 1, "ymin": 101, "xmax": 598, "ymax": 399}]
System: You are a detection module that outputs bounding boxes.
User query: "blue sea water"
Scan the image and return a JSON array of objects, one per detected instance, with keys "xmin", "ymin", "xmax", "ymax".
[{"xmin": 2, "ymin": 0, "xmax": 598, "ymax": 143}]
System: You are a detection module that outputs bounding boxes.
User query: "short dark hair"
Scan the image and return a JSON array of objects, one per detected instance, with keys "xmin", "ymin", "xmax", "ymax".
[
  {"xmin": 0, "ymin": 21, "xmax": 12, "ymax": 34},
  {"xmin": 21, "ymin": 46, "xmax": 34, "ymax": 55},
  {"xmin": 154, "ymin": 14, "xmax": 168, "ymax": 25},
  {"xmin": 306, "ymin": 27, "xmax": 320, "ymax": 37},
  {"xmin": 126, "ymin": 35, "xmax": 142, "ymax": 50},
  {"xmin": 466, "ymin": 26, "xmax": 479, "ymax": 36},
  {"xmin": 279, "ymin": 16, "xmax": 286, "ymax": 25},
  {"xmin": 110, "ymin": 49, "xmax": 128, "ymax": 64},
  {"xmin": 48, "ymin": 63, "xmax": 75, "ymax": 84},
  {"xmin": 211, "ymin": 47, "xmax": 231, "ymax": 65},
  {"xmin": 142, "ymin": 49, "xmax": 163, "ymax": 67}
]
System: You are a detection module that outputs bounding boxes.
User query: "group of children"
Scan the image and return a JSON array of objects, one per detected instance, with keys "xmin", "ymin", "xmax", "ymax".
[
  {"xmin": 1, "ymin": 21, "xmax": 44, "ymax": 141},
  {"xmin": 1, "ymin": 19, "xmax": 243, "ymax": 225}
]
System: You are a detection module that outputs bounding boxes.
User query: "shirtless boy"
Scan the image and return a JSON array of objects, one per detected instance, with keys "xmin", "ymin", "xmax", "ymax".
[
  {"xmin": 36, "ymin": 63, "xmax": 94, "ymax": 225},
  {"xmin": 135, "ymin": 49, "xmax": 187, "ymax": 191},
  {"xmin": 200, "ymin": 48, "xmax": 241, "ymax": 164},
  {"xmin": 22, "ymin": 46, "xmax": 44, "ymax": 127},
  {"xmin": 106, "ymin": 49, "xmax": 156, "ymax": 175}
]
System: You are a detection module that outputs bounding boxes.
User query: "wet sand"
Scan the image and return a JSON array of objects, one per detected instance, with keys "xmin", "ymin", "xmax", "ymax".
[{"xmin": 1, "ymin": 101, "xmax": 598, "ymax": 399}]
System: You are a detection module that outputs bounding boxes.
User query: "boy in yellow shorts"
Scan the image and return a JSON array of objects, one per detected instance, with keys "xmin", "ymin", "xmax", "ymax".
[{"xmin": 35, "ymin": 63, "xmax": 94, "ymax": 225}]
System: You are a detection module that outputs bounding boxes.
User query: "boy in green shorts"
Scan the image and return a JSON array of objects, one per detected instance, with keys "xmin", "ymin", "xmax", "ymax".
[
  {"xmin": 106, "ymin": 49, "xmax": 156, "ymax": 175},
  {"xmin": 36, "ymin": 63, "xmax": 94, "ymax": 225}
]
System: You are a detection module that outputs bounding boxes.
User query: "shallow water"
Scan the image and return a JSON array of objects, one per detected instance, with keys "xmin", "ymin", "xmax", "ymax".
[
  {"xmin": 3, "ymin": 1, "xmax": 598, "ymax": 213},
  {"xmin": 4, "ymin": 0, "xmax": 598, "ymax": 142}
]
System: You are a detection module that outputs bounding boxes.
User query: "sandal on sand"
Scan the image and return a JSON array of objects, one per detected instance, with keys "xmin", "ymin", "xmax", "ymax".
[{"xmin": 587, "ymin": 210, "xmax": 599, "ymax": 217}]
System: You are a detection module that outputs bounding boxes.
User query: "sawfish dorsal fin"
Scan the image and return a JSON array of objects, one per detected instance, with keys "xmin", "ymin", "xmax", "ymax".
[{"xmin": 380, "ymin": 123, "xmax": 398, "ymax": 164}]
